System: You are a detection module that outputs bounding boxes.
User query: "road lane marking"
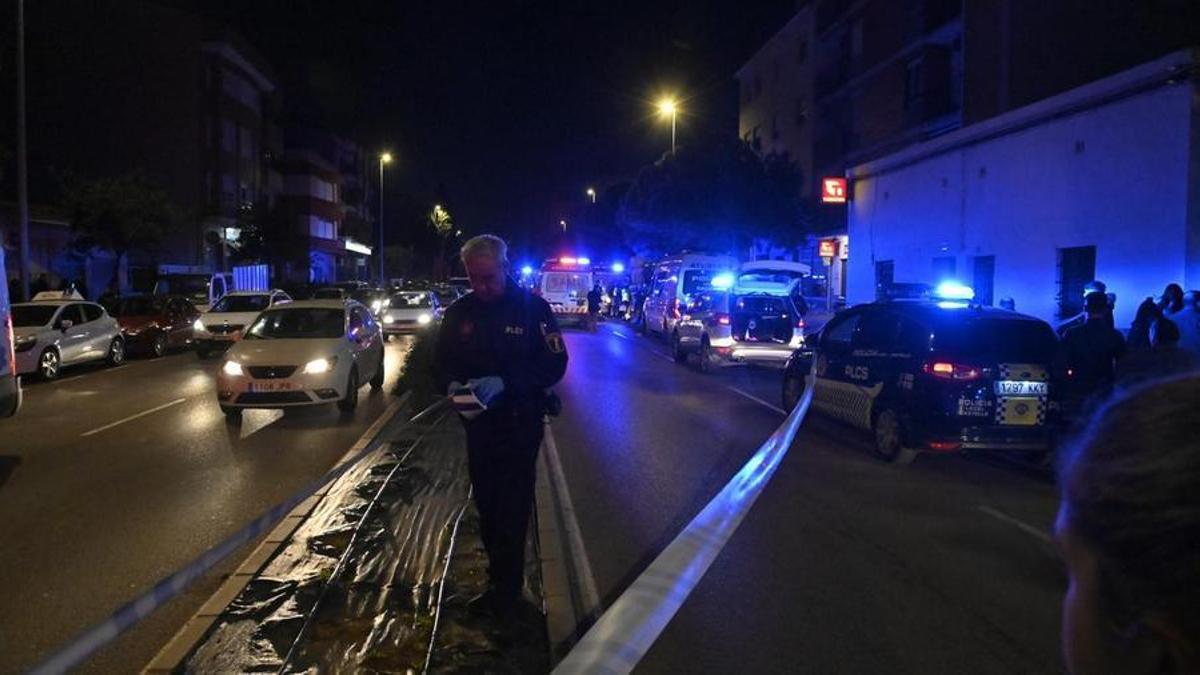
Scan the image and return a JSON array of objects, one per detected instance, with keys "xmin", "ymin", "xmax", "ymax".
[
  {"xmin": 80, "ymin": 398, "xmax": 188, "ymax": 437},
  {"xmin": 978, "ymin": 505, "xmax": 1053, "ymax": 544},
  {"xmin": 541, "ymin": 422, "xmax": 601, "ymax": 618},
  {"xmin": 724, "ymin": 385, "xmax": 787, "ymax": 416}
]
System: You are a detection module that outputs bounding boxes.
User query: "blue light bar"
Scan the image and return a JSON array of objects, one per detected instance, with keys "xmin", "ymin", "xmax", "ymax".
[
  {"xmin": 578, "ymin": 257, "xmax": 591, "ymax": 266},
  {"xmin": 611, "ymin": 262, "xmax": 625, "ymax": 273},
  {"xmin": 934, "ymin": 281, "xmax": 974, "ymax": 301},
  {"xmin": 710, "ymin": 272, "xmax": 735, "ymax": 290},
  {"xmin": 520, "ymin": 265, "xmax": 534, "ymax": 276}
]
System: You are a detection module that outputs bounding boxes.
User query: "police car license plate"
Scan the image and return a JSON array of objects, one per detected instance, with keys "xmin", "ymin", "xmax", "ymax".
[
  {"xmin": 248, "ymin": 381, "xmax": 294, "ymax": 392},
  {"xmin": 994, "ymin": 380, "xmax": 1047, "ymax": 396}
]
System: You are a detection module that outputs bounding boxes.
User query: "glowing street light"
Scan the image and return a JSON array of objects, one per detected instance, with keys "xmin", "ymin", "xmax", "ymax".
[
  {"xmin": 586, "ymin": 187, "xmax": 596, "ymax": 203},
  {"xmin": 378, "ymin": 151, "xmax": 394, "ymax": 284},
  {"xmin": 560, "ymin": 219, "xmax": 568, "ymax": 233},
  {"xmin": 657, "ymin": 97, "xmax": 679, "ymax": 153}
]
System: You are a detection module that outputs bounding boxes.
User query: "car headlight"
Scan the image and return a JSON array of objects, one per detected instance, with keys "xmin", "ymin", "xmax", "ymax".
[
  {"xmin": 371, "ymin": 301, "xmax": 383, "ymax": 312},
  {"xmin": 222, "ymin": 360, "xmax": 244, "ymax": 376},
  {"xmin": 383, "ymin": 315, "xmax": 395, "ymax": 324},
  {"xmin": 417, "ymin": 313, "xmax": 432, "ymax": 325},
  {"xmin": 14, "ymin": 335, "xmax": 37, "ymax": 353},
  {"xmin": 303, "ymin": 356, "xmax": 337, "ymax": 374},
  {"xmin": 193, "ymin": 319, "xmax": 206, "ymax": 332}
]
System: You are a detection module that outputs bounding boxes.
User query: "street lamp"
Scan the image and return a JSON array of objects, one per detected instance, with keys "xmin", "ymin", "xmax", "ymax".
[
  {"xmin": 657, "ymin": 97, "xmax": 678, "ymax": 153},
  {"xmin": 586, "ymin": 187, "xmax": 596, "ymax": 203},
  {"xmin": 378, "ymin": 152, "xmax": 393, "ymax": 285},
  {"xmin": 559, "ymin": 219, "xmax": 568, "ymax": 233}
]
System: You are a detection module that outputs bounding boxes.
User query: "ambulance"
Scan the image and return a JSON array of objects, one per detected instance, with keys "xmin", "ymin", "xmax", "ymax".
[{"xmin": 538, "ymin": 257, "xmax": 594, "ymax": 327}]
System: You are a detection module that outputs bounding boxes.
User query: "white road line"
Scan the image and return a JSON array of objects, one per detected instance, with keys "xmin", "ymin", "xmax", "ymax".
[
  {"xmin": 978, "ymin": 505, "xmax": 1053, "ymax": 544},
  {"xmin": 80, "ymin": 398, "xmax": 188, "ymax": 437},
  {"xmin": 542, "ymin": 422, "xmax": 602, "ymax": 617},
  {"xmin": 724, "ymin": 385, "xmax": 787, "ymax": 416}
]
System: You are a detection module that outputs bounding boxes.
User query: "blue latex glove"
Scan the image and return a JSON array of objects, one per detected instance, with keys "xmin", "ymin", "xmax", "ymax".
[
  {"xmin": 467, "ymin": 376, "xmax": 505, "ymax": 406},
  {"xmin": 447, "ymin": 380, "xmax": 465, "ymax": 397}
]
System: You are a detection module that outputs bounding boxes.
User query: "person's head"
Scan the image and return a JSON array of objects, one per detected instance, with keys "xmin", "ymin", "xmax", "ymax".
[
  {"xmin": 1134, "ymin": 298, "xmax": 1161, "ymax": 326},
  {"xmin": 1084, "ymin": 280, "xmax": 1107, "ymax": 297},
  {"xmin": 999, "ymin": 297, "xmax": 1016, "ymax": 311},
  {"xmin": 1161, "ymin": 284, "xmax": 1184, "ymax": 312},
  {"xmin": 1184, "ymin": 290, "xmax": 1200, "ymax": 310},
  {"xmin": 460, "ymin": 235, "xmax": 509, "ymax": 302},
  {"xmin": 1056, "ymin": 376, "xmax": 1200, "ymax": 674},
  {"xmin": 1150, "ymin": 317, "xmax": 1180, "ymax": 349},
  {"xmin": 1084, "ymin": 291, "xmax": 1108, "ymax": 318}
]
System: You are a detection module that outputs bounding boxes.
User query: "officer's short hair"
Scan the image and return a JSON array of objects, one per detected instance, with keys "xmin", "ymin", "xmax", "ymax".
[{"xmin": 461, "ymin": 235, "xmax": 508, "ymax": 265}]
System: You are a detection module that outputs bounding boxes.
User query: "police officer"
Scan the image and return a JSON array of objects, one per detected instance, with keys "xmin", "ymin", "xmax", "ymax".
[
  {"xmin": 435, "ymin": 234, "xmax": 568, "ymax": 617},
  {"xmin": 1060, "ymin": 291, "xmax": 1126, "ymax": 411}
]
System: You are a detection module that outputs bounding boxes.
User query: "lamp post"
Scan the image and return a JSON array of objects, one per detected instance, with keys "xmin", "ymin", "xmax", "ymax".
[
  {"xmin": 657, "ymin": 98, "xmax": 678, "ymax": 154},
  {"xmin": 377, "ymin": 152, "xmax": 392, "ymax": 285},
  {"xmin": 586, "ymin": 187, "xmax": 596, "ymax": 203},
  {"xmin": 16, "ymin": 0, "xmax": 30, "ymax": 300}
]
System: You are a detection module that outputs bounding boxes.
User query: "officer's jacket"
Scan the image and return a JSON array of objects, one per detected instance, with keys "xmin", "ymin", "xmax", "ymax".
[{"xmin": 435, "ymin": 280, "xmax": 568, "ymax": 414}]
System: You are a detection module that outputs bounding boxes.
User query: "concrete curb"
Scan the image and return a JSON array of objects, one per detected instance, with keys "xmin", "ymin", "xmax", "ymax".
[{"xmin": 142, "ymin": 392, "xmax": 412, "ymax": 673}]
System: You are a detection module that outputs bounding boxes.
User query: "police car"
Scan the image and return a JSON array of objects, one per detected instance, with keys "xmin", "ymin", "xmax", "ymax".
[{"xmin": 780, "ymin": 284, "xmax": 1059, "ymax": 464}]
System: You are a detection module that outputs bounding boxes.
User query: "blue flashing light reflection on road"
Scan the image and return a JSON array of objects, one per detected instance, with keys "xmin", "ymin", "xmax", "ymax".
[
  {"xmin": 710, "ymin": 273, "xmax": 735, "ymax": 290},
  {"xmin": 521, "ymin": 265, "xmax": 534, "ymax": 276},
  {"xmin": 934, "ymin": 280, "xmax": 975, "ymax": 301},
  {"xmin": 611, "ymin": 262, "xmax": 625, "ymax": 273}
]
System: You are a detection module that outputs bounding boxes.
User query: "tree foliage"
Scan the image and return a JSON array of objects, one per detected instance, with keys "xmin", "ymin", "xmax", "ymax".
[
  {"xmin": 61, "ymin": 173, "xmax": 175, "ymax": 255},
  {"xmin": 617, "ymin": 138, "xmax": 810, "ymax": 259}
]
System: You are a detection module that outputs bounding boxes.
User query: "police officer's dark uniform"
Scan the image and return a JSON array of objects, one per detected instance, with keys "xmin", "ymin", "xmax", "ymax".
[
  {"xmin": 1061, "ymin": 292, "xmax": 1126, "ymax": 409},
  {"xmin": 435, "ymin": 278, "xmax": 568, "ymax": 607}
]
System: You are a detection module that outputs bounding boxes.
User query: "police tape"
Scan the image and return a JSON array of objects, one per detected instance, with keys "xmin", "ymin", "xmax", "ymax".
[
  {"xmin": 30, "ymin": 394, "xmax": 448, "ymax": 675},
  {"xmin": 552, "ymin": 377, "xmax": 815, "ymax": 674}
]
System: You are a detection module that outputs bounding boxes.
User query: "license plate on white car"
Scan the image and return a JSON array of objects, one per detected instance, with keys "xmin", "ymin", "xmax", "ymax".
[
  {"xmin": 248, "ymin": 381, "xmax": 294, "ymax": 392},
  {"xmin": 994, "ymin": 380, "xmax": 1048, "ymax": 396}
]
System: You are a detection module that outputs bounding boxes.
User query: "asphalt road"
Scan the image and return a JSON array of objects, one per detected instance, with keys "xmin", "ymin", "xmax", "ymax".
[
  {"xmin": 0, "ymin": 336, "xmax": 415, "ymax": 673},
  {"xmin": 552, "ymin": 321, "xmax": 1064, "ymax": 673}
]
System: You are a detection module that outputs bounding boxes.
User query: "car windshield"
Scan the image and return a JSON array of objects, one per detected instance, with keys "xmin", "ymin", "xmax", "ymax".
[
  {"xmin": 211, "ymin": 295, "xmax": 269, "ymax": 313},
  {"xmin": 312, "ymin": 289, "xmax": 344, "ymax": 300},
  {"xmin": 244, "ymin": 308, "xmax": 345, "ymax": 339},
  {"xmin": 542, "ymin": 273, "xmax": 591, "ymax": 294},
  {"xmin": 682, "ymin": 269, "xmax": 721, "ymax": 295},
  {"xmin": 12, "ymin": 305, "xmax": 58, "ymax": 327},
  {"xmin": 352, "ymin": 290, "xmax": 387, "ymax": 303},
  {"xmin": 391, "ymin": 293, "xmax": 432, "ymax": 309},
  {"xmin": 110, "ymin": 297, "xmax": 164, "ymax": 317},
  {"xmin": 931, "ymin": 317, "xmax": 1059, "ymax": 362}
]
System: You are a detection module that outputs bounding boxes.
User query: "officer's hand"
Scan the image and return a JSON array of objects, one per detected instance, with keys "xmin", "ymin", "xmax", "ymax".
[
  {"xmin": 467, "ymin": 376, "xmax": 505, "ymax": 406},
  {"xmin": 447, "ymin": 380, "xmax": 464, "ymax": 397}
]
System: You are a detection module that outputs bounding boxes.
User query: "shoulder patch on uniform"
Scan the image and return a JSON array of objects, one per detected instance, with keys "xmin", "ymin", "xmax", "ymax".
[{"xmin": 545, "ymin": 331, "xmax": 565, "ymax": 354}]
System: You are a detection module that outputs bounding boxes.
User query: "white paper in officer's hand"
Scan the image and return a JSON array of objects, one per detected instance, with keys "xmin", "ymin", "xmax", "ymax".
[{"xmin": 452, "ymin": 386, "xmax": 486, "ymax": 420}]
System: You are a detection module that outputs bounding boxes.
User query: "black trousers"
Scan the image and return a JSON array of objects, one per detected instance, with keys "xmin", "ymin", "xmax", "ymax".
[{"xmin": 463, "ymin": 409, "xmax": 544, "ymax": 600}]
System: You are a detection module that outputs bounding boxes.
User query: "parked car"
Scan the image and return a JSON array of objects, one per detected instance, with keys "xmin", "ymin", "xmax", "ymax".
[
  {"xmin": 194, "ymin": 290, "xmax": 291, "ymax": 358},
  {"xmin": 0, "ymin": 246, "xmax": 20, "ymax": 416},
  {"xmin": 106, "ymin": 294, "xmax": 201, "ymax": 357},
  {"xmin": 381, "ymin": 291, "xmax": 442, "ymax": 337},
  {"xmin": 673, "ymin": 288, "xmax": 804, "ymax": 371},
  {"xmin": 642, "ymin": 252, "xmax": 738, "ymax": 339},
  {"xmin": 215, "ymin": 300, "xmax": 385, "ymax": 418},
  {"xmin": 781, "ymin": 299, "xmax": 1060, "ymax": 464},
  {"xmin": 12, "ymin": 293, "xmax": 125, "ymax": 380}
]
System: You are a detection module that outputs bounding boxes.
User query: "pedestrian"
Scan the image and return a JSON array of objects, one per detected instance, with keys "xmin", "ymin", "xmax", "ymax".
[
  {"xmin": 434, "ymin": 234, "xmax": 568, "ymax": 620},
  {"xmin": 999, "ymin": 297, "xmax": 1016, "ymax": 311},
  {"xmin": 1056, "ymin": 375, "xmax": 1200, "ymax": 675},
  {"xmin": 1174, "ymin": 290, "xmax": 1200, "ymax": 356},
  {"xmin": 1159, "ymin": 283, "xmax": 1184, "ymax": 316},
  {"xmin": 1060, "ymin": 291, "xmax": 1126, "ymax": 410},
  {"xmin": 586, "ymin": 283, "xmax": 603, "ymax": 332},
  {"xmin": 1116, "ymin": 318, "xmax": 1200, "ymax": 386},
  {"xmin": 1057, "ymin": 280, "xmax": 1111, "ymax": 337},
  {"xmin": 1125, "ymin": 297, "xmax": 1161, "ymax": 353}
]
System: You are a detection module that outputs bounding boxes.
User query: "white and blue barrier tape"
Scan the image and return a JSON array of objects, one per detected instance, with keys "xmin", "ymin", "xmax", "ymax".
[
  {"xmin": 30, "ymin": 396, "xmax": 448, "ymax": 675},
  {"xmin": 553, "ymin": 377, "xmax": 814, "ymax": 674}
]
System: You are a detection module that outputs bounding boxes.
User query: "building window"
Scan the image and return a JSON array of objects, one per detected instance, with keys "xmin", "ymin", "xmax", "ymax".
[
  {"xmin": 874, "ymin": 260, "xmax": 894, "ymax": 300},
  {"xmin": 973, "ymin": 255, "xmax": 995, "ymax": 306},
  {"xmin": 308, "ymin": 216, "xmax": 337, "ymax": 240},
  {"xmin": 932, "ymin": 255, "xmax": 956, "ymax": 280},
  {"xmin": 1057, "ymin": 246, "xmax": 1096, "ymax": 319},
  {"xmin": 795, "ymin": 96, "xmax": 808, "ymax": 128},
  {"xmin": 904, "ymin": 58, "xmax": 923, "ymax": 111}
]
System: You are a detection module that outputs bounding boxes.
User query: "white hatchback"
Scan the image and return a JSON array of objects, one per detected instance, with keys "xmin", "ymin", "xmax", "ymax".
[
  {"xmin": 194, "ymin": 290, "xmax": 291, "ymax": 358},
  {"xmin": 215, "ymin": 300, "xmax": 385, "ymax": 418}
]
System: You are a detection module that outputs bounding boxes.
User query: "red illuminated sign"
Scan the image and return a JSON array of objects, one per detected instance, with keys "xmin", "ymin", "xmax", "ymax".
[
  {"xmin": 819, "ymin": 239, "xmax": 839, "ymax": 258},
  {"xmin": 821, "ymin": 177, "xmax": 847, "ymax": 204}
]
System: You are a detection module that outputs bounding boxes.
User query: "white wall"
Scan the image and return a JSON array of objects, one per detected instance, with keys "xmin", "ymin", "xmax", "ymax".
[{"xmin": 848, "ymin": 75, "xmax": 1194, "ymax": 329}]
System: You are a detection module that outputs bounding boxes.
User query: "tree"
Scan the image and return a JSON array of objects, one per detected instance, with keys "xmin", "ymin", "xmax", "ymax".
[
  {"xmin": 429, "ymin": 204, "xmax": 456, "ymax": 280},
  {"xmin": 61, "ymin": 172, "xmax": 176, "ymax": 274},
  {"xmin": 617, "ymin": 138, "xmax": 810, "ymax": 259}
]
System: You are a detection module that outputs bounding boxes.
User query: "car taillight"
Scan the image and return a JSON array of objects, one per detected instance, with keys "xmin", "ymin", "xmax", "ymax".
[
  {"xmin": 796, "ymin": 317, "xmax": 805, "ymax": 330},
  {"xmin": 714, "ymin": 313, "xmax": 731, "ymax": 326},
  {"xmin": 923, "ymin": 361, "xmax": 981, "ymax": 381}
]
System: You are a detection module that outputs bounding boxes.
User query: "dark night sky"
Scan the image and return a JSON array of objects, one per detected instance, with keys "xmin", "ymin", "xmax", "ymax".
[{"xmin": 178, "ymin": 0, "xmax": 797, "ymax": 255}]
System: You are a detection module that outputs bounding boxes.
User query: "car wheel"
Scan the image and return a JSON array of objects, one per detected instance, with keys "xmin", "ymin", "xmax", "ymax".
[
  {"xmin": 152, "ymin": 333, "xmax": 167, "ymax": 358},
  {"xmin": 696, "ymin": 338, "xmax": 713, "ymax": 373},
  {"xmin": 38, "ymin": 348, "xmax": 61, "ymax": 381},
  {"xmin": 782, "ymin": 371, "xmax": 805, "ymax": 411},
  {"xmin": 671, "ymin": 333, "xmax": 687, "ymax": 364},
  {"xmin": 337, "ymin": 368, "xmax": 360, "ymax": 413},
  {"xmin": 220, "ymin": 405, "xmax": 242, "ymax": 420},
  {"xmin": 106, "ymin": 337, "xmax": 125, "ymax": 366},
  {"xmin": 369, "ymin": 356, "xmax": 385, "ymax": 390},
  {"xmin": 873, "ymin": 407, "xmax": 917, "ymax": 465}
]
